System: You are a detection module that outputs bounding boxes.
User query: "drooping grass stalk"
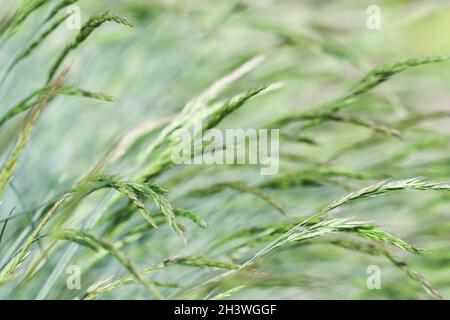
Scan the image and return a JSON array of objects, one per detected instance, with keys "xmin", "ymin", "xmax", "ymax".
[
  {"xmin": 174, "ymin": 208, "xmax": 208, "ymax": 229},
  {"xmin": 205, "ymin": 83, "xmax": 283, "ymax": 131},
  {"xmin": 0, "ymin": 174, "xmax": 189, "ymax": 282},
  {"xmin": 220, "ymin": 216, "xmax": 423, "ymax": 255},
  {"xmin": 136, "ymin": 56, "xmax": 267, "ymax": 166},
  {"xmin": 140, "ymin": 83, "xmax": 283, "ymax": 181},
  {"xmin": 344, "ymin": 56, "xmax": 450, "ymax": 100},
  {"xmin": 191, "ymin": 216, "xmax": 421, "ymax": 292},
  {"xmin": 93, "ymin": 176, "xmax": 186, "ymax": 241},
  {"xmin": 0, "ymin": 86, "xmax": 114, "ymax": 128},
  {"xmin": 47, "ymin": 12, "xmax": 133, "ymax": 83},
  {"xmin": 320, "ymin": 177, "xmax": 450, "ymax": 215},
  {"xmin": 271, "ymin": 55, "xmax": 450, "ymax": 129}
]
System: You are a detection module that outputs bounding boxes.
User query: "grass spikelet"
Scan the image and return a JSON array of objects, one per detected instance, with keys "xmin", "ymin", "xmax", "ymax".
[
  {"xmin": 2, "ymin": 1, "xmax": 450, "ymax": 301},
  {"xmin": 192, "ymin": 218, "xmax": 389, "ymax": 290},
  {"xmin": 345, "ymin": 55, "xmax": 450, "ymax": 100},
  {"xmin": 172, "ymin": 256, "xmax": 240, "ymax": 270},
  {"xmin": 47, "ymin": 12, "xmax": 133, "ymax": 83},
  {"xmin": 138, "ymin": 83, "xmax": 283, "ymax": 179},
  {"xmin": 205, "ymin": 84, "xmax": 280, "ymax": 131},
  {"xmin": 218, "ymin": 216, "xmax": 423, "ymax": 255},
  {"xmin": 197, "ymin": 217, "xmax": 424, "ymax": 292},
  {"xmin": 271, "ymin": 55, "xmax": 450, "ymax": 128},
  {"xmin": 93, "ymin": 176, "xmax": 159, "ymax": 228},
  {"xmin": 94, "ymin": 176, "xmax": 186, "ymax": 241},
  {"xmin": 174, "ymin": 208, "xmax": 208, "ymax": 229},
  {"xmin": 321, "ymin": 177, "xmax": 450, "ymax": 214},
  {"xmin": 264, "ymin": 217, "xmax": 361, "ymax": 250},
  {"xmin": 57, "ymin": 86, "xmax": 115, "ymax": 101},
  {"xmin": 137, "ymin": 56, "xmax": 266, "ymax": 164},
  {"xmin": 143, "ymin": 184, "xmax": 186, "ymax": 242},
  {"xmin": 342, "ymin": 222, "xmax": 424, "ymax": 254}
]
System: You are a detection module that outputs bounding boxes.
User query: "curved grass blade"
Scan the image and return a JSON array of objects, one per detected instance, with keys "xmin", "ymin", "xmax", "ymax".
[
  {"xmin": 47, "ymin": 12, "xmax": 133, "ymax": 83},
  {"xmin": 320, "ymin": 177, "xmax": 450, "ymax": 215},
  {"xmin": 0, "ymin": 86, "xmax": 114, "ymax": 128},
  {"xmin": 174, "ymin": 208, "xmax": 208, "ymax": 229},
  {"xmin": 94, "ymin": 176, "xmax": 186, "ymax": 242},
  {"xmin": 272, "ymin": 55, "xmax": 450, "ymax": 128}
]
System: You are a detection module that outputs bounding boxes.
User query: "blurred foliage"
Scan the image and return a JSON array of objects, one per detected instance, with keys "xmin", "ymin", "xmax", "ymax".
[{"xmin": 0, "ymin": 0, "xmax": 449, "ymax": 300}]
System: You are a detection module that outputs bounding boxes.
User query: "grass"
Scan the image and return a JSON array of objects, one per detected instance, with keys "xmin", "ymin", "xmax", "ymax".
[{"xmin": 0, "ymin": 0, "xmax": 449, "ymax": 300}]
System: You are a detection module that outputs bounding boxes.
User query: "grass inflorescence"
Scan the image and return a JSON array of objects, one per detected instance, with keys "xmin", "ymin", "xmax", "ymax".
[{"xmin": 0, "ymin": 0, "xmax": 449, "ymax": 301}]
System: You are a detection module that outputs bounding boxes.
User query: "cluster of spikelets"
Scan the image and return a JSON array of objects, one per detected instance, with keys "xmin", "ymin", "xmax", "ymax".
[{"xmin": 0, "ymin": 0, "xmax": 450, "ymax": 300}]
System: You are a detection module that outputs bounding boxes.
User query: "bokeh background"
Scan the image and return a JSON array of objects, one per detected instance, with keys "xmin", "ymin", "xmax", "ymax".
[{"xmin": 0, "ymin": 0, "xmax": 449, "ymax": 299}]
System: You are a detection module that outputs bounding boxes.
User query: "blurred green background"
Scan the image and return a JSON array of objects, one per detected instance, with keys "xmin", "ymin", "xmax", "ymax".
[{"xmin": 0, "ymin": 0, "xmax": 449, "ymax": 299}]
